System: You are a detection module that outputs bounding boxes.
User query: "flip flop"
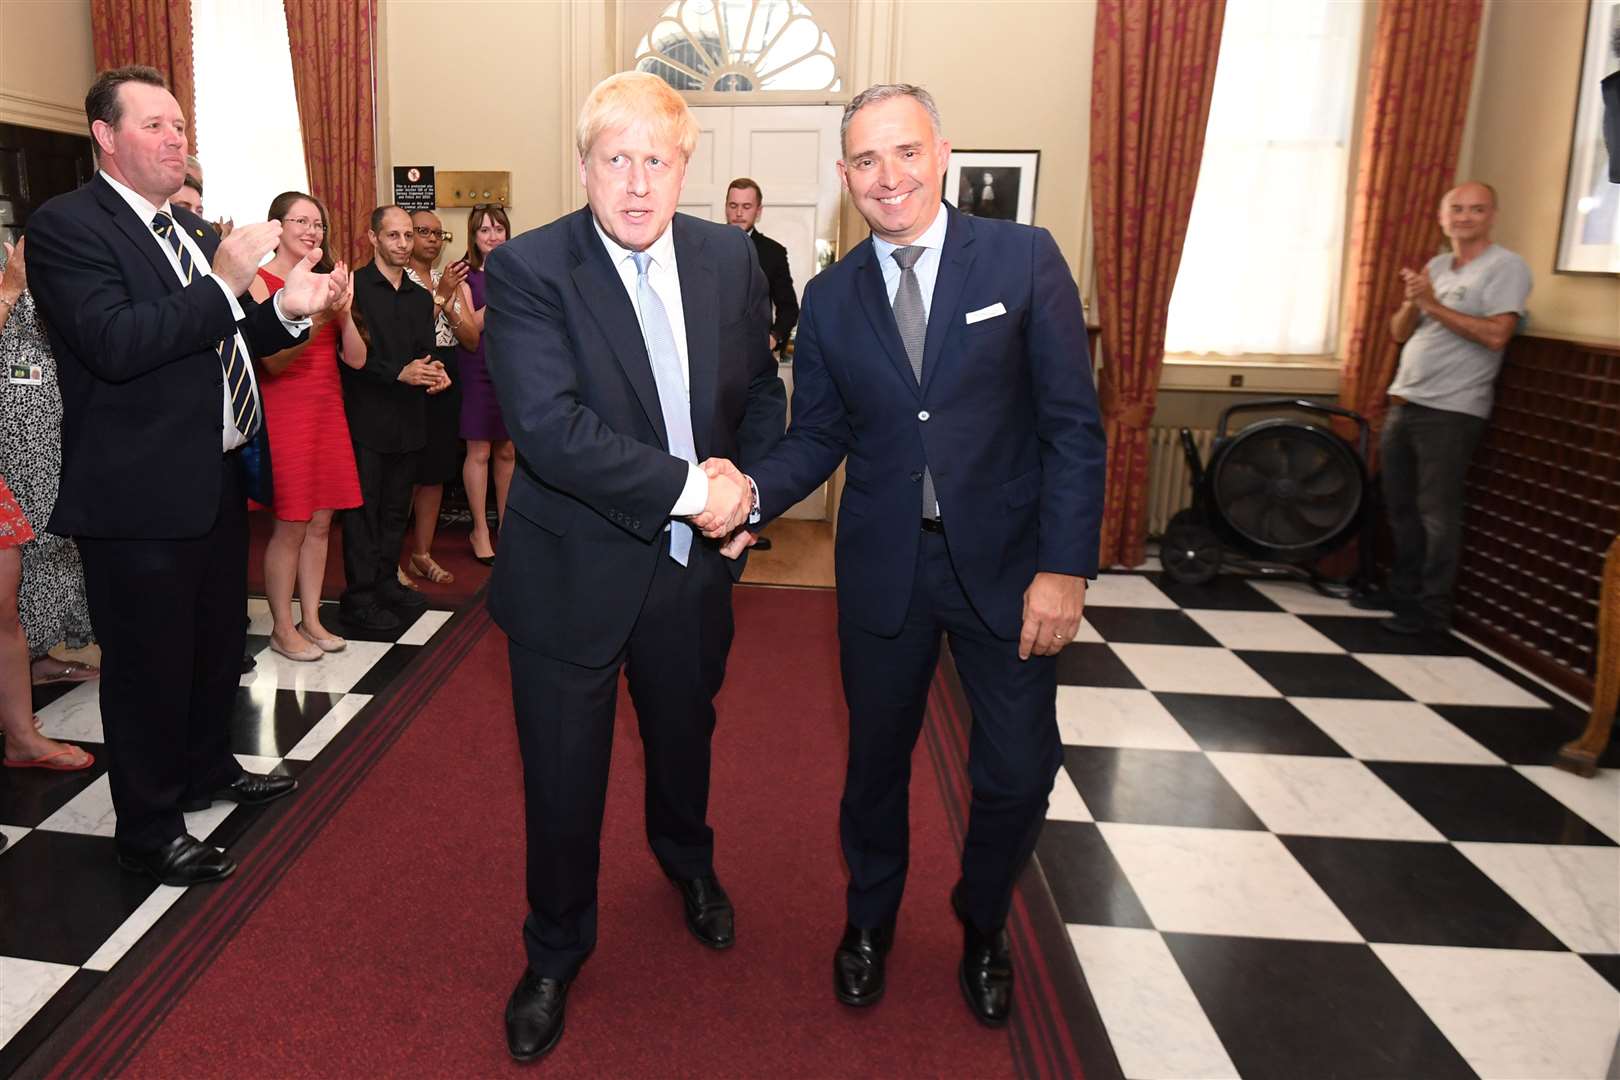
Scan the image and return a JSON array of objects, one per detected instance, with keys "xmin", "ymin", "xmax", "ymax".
[
  {"xmin": 4, "ymin": 746, "xmax": 95, "ymax": 772},
  {"xmin": 31, "ymin": 659, "xmax": 100, "ymax": 686}
]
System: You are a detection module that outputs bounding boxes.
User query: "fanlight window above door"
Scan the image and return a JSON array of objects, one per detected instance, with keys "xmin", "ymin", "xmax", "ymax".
[{"xmin": 634, "ymin": 0, "xmax": 840, "ymax": 93}]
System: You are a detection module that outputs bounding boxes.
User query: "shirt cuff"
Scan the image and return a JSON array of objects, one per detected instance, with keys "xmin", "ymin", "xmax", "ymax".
[
  {"xmin": 746, "ymin": 476, "xmax": 761, "ymax": 525},
  {"xmin": 271, "ymin": 290, "xmax": 314, "ymax": 334},
  {"xmin": 670, "ymin": 462, "xmax": 708, "ymax": 517},
  {"xmin": 210, "ymin": 274, "xmax": 245, "ymax": 321}
]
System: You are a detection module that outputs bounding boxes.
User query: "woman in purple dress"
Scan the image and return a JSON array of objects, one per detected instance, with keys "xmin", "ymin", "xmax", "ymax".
[{"xmin": 454, "ymin": 205, "xmax": 511, "ymax": 565}]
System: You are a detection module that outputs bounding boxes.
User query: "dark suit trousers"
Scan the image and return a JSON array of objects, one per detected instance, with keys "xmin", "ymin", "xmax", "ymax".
[
  {"xmin": 340, "ymin": 442, "xmax": 419, "ymax": 610},
  {"xmin": 838, "ymin": 528, "xmax": 1061, "ymax": 932},
  {"xmin": 509, "ymin": 543, "xmax": 735, "ymax": 981},
  {"xmin": 77, "ymin": 454, "xmax": 248, "ymax": 854}
]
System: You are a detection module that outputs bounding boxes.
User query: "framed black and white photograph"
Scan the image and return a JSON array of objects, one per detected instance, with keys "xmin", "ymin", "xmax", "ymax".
[
  {"xmin": 1556, "ymin": 0, "xmax": 1620, "ymax": 274},
  {"xmin": 945, "ymin": 150, "xmax": 1040, "ymax": 225}
]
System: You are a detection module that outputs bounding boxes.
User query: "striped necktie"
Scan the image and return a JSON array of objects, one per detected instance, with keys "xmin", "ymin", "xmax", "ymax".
[
  {"xmin": 632, "ymin": 250, "xmax": 696, "ymax": 566},
  {"xmin": 151, "ymin": 212, "xmax": 259, "ymax": 439}
]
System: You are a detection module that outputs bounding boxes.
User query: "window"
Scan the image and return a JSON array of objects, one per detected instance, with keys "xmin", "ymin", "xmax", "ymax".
[
  {"xmin": 190, "ymin": 0, "xmax": 308, "ymax": 225},
  {"xmin": 634, "ymin": 0, "xmax": 840, "ymax": 93},
  {"xmin": 1164, "ymin": 0, "xmax": 1365, "ymax": 359}
]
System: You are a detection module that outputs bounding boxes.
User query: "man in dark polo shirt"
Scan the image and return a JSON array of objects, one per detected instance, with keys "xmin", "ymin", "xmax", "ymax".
[{"xmin": 340, "ymin": 204, "xmax": 446, "ymax": 631}]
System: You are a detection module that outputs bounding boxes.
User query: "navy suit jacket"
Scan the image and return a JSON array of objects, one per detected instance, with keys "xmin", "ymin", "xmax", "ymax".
[
  {"xmin": 26, "ymin": 175, "xmax": 300, "ymax": 539},
  {"xmin": 749, "ymin": 203, "xmax": 1105, "ymax": 639},
  {"xmin": 483, "ymin": 208, "xmax": 786, "ymax": 667}
]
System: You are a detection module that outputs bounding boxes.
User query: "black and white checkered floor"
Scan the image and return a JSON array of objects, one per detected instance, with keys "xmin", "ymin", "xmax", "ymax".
[
  {"xmin": 0, "ymin": 597, "xmax": 456, "ymax": 1070},
  {"xmin": 1042, "ymin": 564, "xmax": 1620, "ymax": 1080}
]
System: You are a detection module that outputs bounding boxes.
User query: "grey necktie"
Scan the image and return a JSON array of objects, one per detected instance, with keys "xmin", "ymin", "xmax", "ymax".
[
  {"xmin": 632, "ymin": 250, "xmax": 695, "ymax": 566},
  {"xmin": 891, "ymin": 245, "xmax": 937, "ymax": 520}
]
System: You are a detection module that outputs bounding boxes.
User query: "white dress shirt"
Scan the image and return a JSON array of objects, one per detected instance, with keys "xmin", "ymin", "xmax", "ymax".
[
  {"xmin": 99, "ymin": 170, "xmax": 310, "ymax": 451},
  {"xmin": 591, "ymin": 216, "xmax": 708, "ymax": 517},
  {"xmin": 870, "ymin": 201, "xmax": 949, "ymax": 317}
]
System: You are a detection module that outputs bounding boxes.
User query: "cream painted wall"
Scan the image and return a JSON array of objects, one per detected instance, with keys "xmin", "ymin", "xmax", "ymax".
[
  {"xmin": 1462, "ymin": 0, "xmax": 1620, "ymax": 343},
  {"xmin": 0, "ymin": 0, "xmax": 95, "ymax": 134}
]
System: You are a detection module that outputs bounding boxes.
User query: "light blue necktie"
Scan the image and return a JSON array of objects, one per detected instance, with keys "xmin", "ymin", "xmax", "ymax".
[{"xmin": 632, "ymin": 250, "xmax": 696, "ymax": 566}]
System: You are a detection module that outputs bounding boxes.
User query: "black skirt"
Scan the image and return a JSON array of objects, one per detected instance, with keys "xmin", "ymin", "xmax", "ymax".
[{"xmin": 419, "ymin": 344, "xmax": 464, "ymax": 484}]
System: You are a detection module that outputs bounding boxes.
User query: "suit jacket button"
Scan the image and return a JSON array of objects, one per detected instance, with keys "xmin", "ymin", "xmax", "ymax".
[
  {"xmin": 633, "ymin": 520, "xmax": 641, "ymax": 529},
  {"xmin": 918, "ymin": 410, "xmax": 930, "ymax": 422},
  {"xmin": 910, "ymin": 471, "xmax": 922, "ymax": 482}
]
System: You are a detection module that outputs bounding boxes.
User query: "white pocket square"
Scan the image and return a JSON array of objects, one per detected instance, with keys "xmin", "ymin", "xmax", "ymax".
[{"xmin": 965, "ymin": 302, "xmax": 1006, "ymax": 325}]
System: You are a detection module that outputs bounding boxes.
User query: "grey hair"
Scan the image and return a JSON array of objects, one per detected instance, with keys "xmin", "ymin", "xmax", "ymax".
[{"xmin": 840, "ymin": 84, "xmax": 943, "ymax": 156}]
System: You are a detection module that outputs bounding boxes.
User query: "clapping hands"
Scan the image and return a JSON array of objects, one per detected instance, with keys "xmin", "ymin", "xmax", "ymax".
[
  {"xmin": 1400, "ymin": 266, "xmax": 1435, "ymax": 308},
  {"xmin": 280, "ymin": 247, "xmax": 351, "ymax": 320}
]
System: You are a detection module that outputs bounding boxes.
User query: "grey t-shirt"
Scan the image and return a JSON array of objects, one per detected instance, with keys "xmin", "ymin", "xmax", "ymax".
[{"xmin": 1387, "ymin": 243, "xmax": 1532, "ymax": 419}]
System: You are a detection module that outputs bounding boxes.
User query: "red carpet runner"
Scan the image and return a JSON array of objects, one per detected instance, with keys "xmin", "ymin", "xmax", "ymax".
[{"xmin": 57, "ymin": 586, "xmax": 1072, "ymax": 1077}]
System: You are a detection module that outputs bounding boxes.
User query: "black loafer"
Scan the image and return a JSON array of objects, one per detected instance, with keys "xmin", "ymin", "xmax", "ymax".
[
  {"xmin": 505, "ymin": 968, "xmax": 567, "ymax": 1062},
  {"xmin": 833, "ymin": 922, "xmax": 894, "ymax": 1007},
  {"xmin": 951, "ymin": 884, "xmax": 1012, "ymax": 1027},
  {"xmin": 342, "ymin": 604, "xmax": 401, "ymax": 632},
  {"xmin": 750, "ymin": 536, "xmax": 773, "ymax": 551},
  {"xmin": 179, "ymin": 772, "xmax": 298, "ymax": 813},
  {"xmin": 117, "ymin": 833, "xmax": 236, "ymax": 886},
  {"xmin": 1379, "ymin": 613, "xmax": 1431, "ymax": 636},
  {"xmin": 380, "ymin": 580, "xmax": 428, "ymax": 612},
  {"xmin": 670, "ymin": 874, "xmax": 735, "ymax": 949}
]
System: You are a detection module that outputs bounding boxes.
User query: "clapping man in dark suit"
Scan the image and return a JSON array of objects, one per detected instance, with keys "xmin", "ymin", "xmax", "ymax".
[
  {"xmin": 699, "ymin": 84, "xmax": 1105, "ymax": 1027},
  {"xmin": 26, "ymin": 66, "xmax": 349, "ymax": 886},
  {"xmin": 482, "ymin": 72, "xmax": 784, "ymax": 1061}
]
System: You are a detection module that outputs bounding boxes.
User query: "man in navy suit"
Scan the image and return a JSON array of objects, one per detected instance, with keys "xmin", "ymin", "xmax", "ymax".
[
  {"xmin": 700, "ymin": 84, "xmax": 1105, "ymax": 1026},
  {"xmin": 482, "ymin": 72, "xmax": 784, "ymax": 1062},
  {"xmin": 26, "ymin": 66, "xmax": 349, "ymax": 887}
]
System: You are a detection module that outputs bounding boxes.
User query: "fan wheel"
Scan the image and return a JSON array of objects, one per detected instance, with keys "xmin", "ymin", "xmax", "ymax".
[
  {"xmin": 1208, "ymin": 420, "xmax": 1365, "ymax": 561},
  {"xmin": 1161, "ymin": 521, "xmax": 1223, "ymax": 584}
]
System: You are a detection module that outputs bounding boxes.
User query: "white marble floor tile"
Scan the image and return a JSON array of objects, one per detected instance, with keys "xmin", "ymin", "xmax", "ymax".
[
  {"xmin": 1056, "ymin": 686, "xmax": 1200, "ymax": 751},
  {"xmin": 82, "ymin": 885, "xmax": 187, "ymax": 972},
  {"xmin": 183, "ymin": 801, "xmax": 239, "ymax": 843},
  {"xmin": 1048, "ymin": 764, "xmax": 1092, "ymax": 823},
  {"xmin": 284, "ymin": 693, "xmax": 373, "ymax": 762},
  {"xmin": 246, "ymin": 596, "xmax": 274, "ymax": 636},
  {"xmin": 1516, "ymin": 766, "xmax": 1620, "ymax": 845},
  {"xmin": 1110, "ymin": 644, "xmax": 1280, "ymax": 697},
  {"xmin": 1353, "ymin": 654, "xmax": 1550, "ymax": 709},
  {"xmin": 1457, "ymin": 843, "xmax": 1620, "ymax": 954},
  {"xmin": 1085, "ymin": 574, "xmax": 1178, "ymax": 609},
  {"xmin": 0, "ymin": 824, "xmax": 29, "ymax": 852},
  {"xmin": 1098, "ymin": 822, "xmax": 1360, "ymax": 942},
  {"xmin": 1073, "ymin": 615, "xmax": 1105, "ymax": 644},
  {"xmin": 1207, "ymin": 752, "xmax": 1444, "ymax": 840},
  {"xmin": 0, "ymin": 957, "xmax": 77, "ymax": 1046},
  {"xmin": 1373, "ymin": 943, "xmax": 1620, "ymax": 1080},
  {"xmin": 38, "ymin": 775, "xmax": 116, "ymax": 836},
  {"xmin": 234, "ymin": 754, "xmax": 282, "ymax": 774},
  {"xmin": 34, "ymin": 679, "xmax": 104, "ymax": 744},
  {"xmin": 1067, "ymin": 924, "xmax": 1240, "ymax": 1080},
  {"xmin": 1246, "ymin": 579, "xmax": 1387, "ymax": 616},
  {"xmin": 1186, "ymin": 610, "xmax": 1344, "ymax": 653},
  {"xmin": 397, "ymin": 608, "xmax": 453, "ymax": 647},
  {"xmin": 240, "ymin": 639, "xmax": 392, "ymax": 694},
  {"xmin": 1289, "ymin": 698, "xmax": 1504, "ymax": 764}
]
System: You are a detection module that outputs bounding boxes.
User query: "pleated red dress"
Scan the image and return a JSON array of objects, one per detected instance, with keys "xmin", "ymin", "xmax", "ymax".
[{"xmin": 254, "ymin": 269, "xmax": 363, "ymax": 522}]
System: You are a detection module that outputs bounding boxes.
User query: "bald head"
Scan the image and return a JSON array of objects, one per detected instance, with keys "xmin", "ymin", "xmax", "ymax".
[{"xmin": 1438, "ymin": 180, "xmax": 1496, "ymax": 248}]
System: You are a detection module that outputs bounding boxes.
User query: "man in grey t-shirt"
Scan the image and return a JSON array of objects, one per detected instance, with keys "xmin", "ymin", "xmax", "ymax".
[{"xmin": 1373, "ymin": 181, "xmax": 1532, "ymax": 634}]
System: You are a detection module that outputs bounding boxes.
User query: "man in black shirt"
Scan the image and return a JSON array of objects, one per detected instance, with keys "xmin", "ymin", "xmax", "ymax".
[
  {"xmin": 725, "ymin": 178, "xmax": 798, "ymax": 359},
  {"xmin": 340, "ymin": 204, "xmax": 446, "ymax": 631}
]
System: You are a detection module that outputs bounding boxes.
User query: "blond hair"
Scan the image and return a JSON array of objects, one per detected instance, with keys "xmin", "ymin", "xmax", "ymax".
[{"xmin": 576, "ymin": 71, "xmax": 699, "ymax": 161}]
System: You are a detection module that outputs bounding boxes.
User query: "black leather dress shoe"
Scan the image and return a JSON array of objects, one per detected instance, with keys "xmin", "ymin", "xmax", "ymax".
[
  {"xmin": 505, "ymin": 968, "xmax": 567, "ymax": 1062},
  {"xmin": 671, "ymin": 874, "xmax": 735, "ymax": 949},
  {"xmin": 951, "ymin": 885, "xmax": 1012, "ymax": 1027},
  {"xmin": 380, "ymin": 579, "xmax": 428, "ymax": 612},
  {"xmin": 750, "ymin": 536, "xmax": 773, "ymax": 551},
  {"xmin": 343, "ymin": 604, "xmax": 402, "ymax": 632},
  {"xmin": 117, "ymin": 833, "xmax": 236, "ymax": 886},
  {"xmin": 833, "ymin": 922, "xmax": 894, "ymax": 1007},
  {"xmin": 179, "ymin": 772, "xmax": 298, "ymax": 813}
]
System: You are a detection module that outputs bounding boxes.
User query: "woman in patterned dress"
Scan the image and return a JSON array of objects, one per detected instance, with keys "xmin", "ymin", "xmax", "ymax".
[{"xmin": 0, "ymin": 237, "xmax": 98, "ymax": 685}]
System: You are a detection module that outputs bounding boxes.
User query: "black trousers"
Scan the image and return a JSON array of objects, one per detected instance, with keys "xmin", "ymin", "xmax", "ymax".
[
  {"xmin": 509, "ymin": 544, "xmax": 735, "ymax": 981},
  {"xmin": 838, "ymin": 527, "xmax": 1061, "ymax": 932},
  {"xmin": 77, "ymin": 454, "xmax": 247, "ymax": 854},
  {"xmin": 1379, "ymin": 403, "xmax": 1487, "ymax": 625},
  {"xmin": 340, "ymin": 442, "xmax": 420, "ymax": 610}
]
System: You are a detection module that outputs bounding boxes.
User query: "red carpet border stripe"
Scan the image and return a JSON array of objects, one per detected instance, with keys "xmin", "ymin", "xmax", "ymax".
[{"xmin": 38, "ymin": 596, "xmax": 494, "ymax": 1079}]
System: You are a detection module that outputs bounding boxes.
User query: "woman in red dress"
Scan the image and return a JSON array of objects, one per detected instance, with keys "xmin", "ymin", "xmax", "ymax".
[{"xmin": 247, "ymin": 192, "xmax": 365, "ymax": 662}]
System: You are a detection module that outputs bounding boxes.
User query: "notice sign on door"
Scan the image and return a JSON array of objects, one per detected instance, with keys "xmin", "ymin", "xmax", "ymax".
[{"xmin": 393, "ymin": 165, "xmax": 436, "ymax": 212}]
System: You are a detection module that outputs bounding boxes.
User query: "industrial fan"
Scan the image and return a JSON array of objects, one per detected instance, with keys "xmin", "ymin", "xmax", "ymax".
[{"xmin": 1160, "ymin": 399, "xmax": 1374, "ymax": 591}]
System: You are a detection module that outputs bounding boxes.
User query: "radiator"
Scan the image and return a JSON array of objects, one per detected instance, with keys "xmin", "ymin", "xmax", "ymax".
[{"xmin": 1146, "ymin": 427, "xmax": 1216, "ymax": 536}]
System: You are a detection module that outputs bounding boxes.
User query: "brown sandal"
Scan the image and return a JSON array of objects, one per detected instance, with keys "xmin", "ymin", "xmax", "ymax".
[{"xmin": 410, "ymin": 552, "xmax": 455, "ymax": 585}]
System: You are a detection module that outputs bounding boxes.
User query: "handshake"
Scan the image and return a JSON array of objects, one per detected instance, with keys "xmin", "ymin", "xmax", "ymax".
[{"xmin": 690, "ymin": 458, "xmax": 757, "ymax": 559}]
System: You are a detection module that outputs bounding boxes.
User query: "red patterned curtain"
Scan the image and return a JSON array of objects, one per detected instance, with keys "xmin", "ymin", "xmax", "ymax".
[
  {"xmin": 90, "ymin": 0, "xmax": 197, "ymax": 143},
  {"xmin": 1337, "ymin": 0, "xmax": 1484, "ymax": 447},
  {"xmin": 1090, "ymin": 0, "xmax": 1227, "ymax": 568},
  {"xmin": 284, "ymin": 0, "xmax": 378, "ymax": 269}
]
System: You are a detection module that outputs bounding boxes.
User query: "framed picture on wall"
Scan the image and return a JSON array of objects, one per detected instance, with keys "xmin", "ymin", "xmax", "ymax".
[
  {"xmin": 944, "ymin": 150, "xmax": 1040, "ymax": 225},
  {"xmin": 1556, "ymin": 0, "xmax": 1620, "ymax": 274}
]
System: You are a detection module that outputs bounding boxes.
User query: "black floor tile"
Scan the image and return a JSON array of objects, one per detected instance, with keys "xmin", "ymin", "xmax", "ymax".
[
  {"xmin": 29, "ymin": 678, "xmax": 83, "ymax": 713},
  {"xmin": 1155, "ymin": 693, "xmax": 1349, "ymax": 756},
  {"xmin": 0, "ymin": 746, "xmax": 109, "ymax": 830},
  {"xmin": 1145, "ymin": 572, "xmax": 1283, "ymax": 611},
  {"xmin": 1299, "ymin": 615, "xmax": 1473, "ymax": 656},
  {"xmin": 1081, "ymin": 608, "xmax": 1220, "ymax": 647},
  {"xmin": 1165, "ymin": 933, "xmax": 1476, "ymax": 1080},
  {"xmin": 1034, "ymin": 820, "xmax": 1153, "ymax": 929},
  {"xmin": 1235, "ymin": 651, "xmax": 1409, "ymax": 699},
  {"xmin": 1055, "ymin": 643, "xmax": 1143, "ymax": 689},
  {"xmin": 1282, "ymin": 835, "xmax": 1564, "ymax": 950},
  {"xmin": 1429, "ymin": 704, "xmax": 1619, "ymax": 769},
  {"xmin": 1062, "ymin": 746, "xmax": 1265, "ymax": 830},
  {"xmin": 1368, "ymin": 762, "xmax": 1618, "ymax": 846},
  {"xmin": 349, "ymin": 644, "xmax": 424, "ymax": 695},
  {"xmin": 0, "ymin": 829, "xmax": 156, "ymax": 965},
  {"xmin": 229, "ymin": 685, "xmax": 338, "ymax": 758},
  {"xmin": 0, "ymin": 968, "xmax": 105, "ymax": 1078},
  {"xmin": 1584, "ymin": 954, "xmax": 1620, "ymax": 994}
]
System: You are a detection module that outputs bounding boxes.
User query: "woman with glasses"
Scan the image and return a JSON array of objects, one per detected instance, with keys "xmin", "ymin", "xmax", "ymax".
[
  {"xmin": 454, "ymin": 205, "xmax": 512, "ymax": 565},
  {"xmin": 245, "ymin": 191, "xmax": 365, "ymax": 661}
]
